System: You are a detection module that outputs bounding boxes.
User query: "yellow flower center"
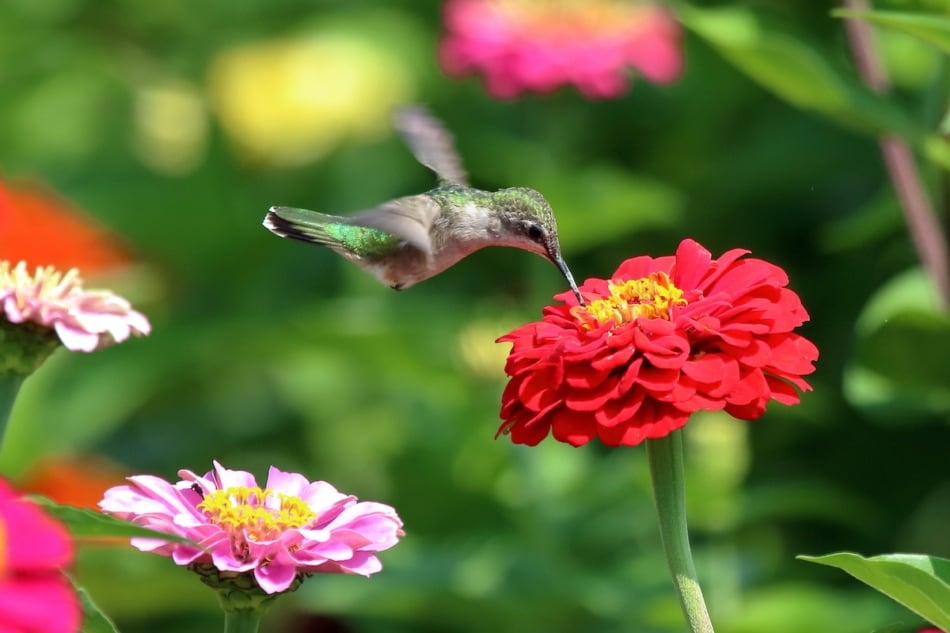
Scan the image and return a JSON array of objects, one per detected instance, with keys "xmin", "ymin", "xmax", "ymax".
[
  {"xmin": 197, "ymin": 486, "xmax": 316, "ymax": 542},
  {"xmin": 0, "ymin": 261, "xmax": 82, "ymax": 310},
  {"xmin": 574, "ymin": 272, "xmax": 687, "ymax": 327},
  {"xmin": 499, "ymin": 0, "xmax": 651, "ymax": 37}
]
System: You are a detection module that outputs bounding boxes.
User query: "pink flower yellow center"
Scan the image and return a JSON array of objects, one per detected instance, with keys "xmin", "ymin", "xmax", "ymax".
[
  {"xmin": 496, "ymin": 0, "xmax": 650, "ymax": 37},
  {"xmin": 0, "ymin": 261, "xmax": 81, "ymax": 309},
  {"xmin": 197, "ymin": 486, "xmax": 316, "ymax": 542},
  {"xmin": 573, "ymin": 272, "xmax": 687, "ymax": 328}
]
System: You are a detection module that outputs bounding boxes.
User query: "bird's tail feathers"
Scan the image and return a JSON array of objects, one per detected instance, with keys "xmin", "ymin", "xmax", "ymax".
[{"xmin": 263, "ymin": 206, "xmax": 342, "ymax": 246}]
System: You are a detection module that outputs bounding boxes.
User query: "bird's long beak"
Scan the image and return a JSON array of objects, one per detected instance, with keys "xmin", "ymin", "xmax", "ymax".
[{"xmin": 552, "ymin": 253, "xmax": 585, "ymax": 305}]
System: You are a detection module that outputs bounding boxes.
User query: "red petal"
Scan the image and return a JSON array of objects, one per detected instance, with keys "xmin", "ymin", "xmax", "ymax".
[
  {"xmin": 666, "ymin": 378, "xmax": 698, "ymax": 404},
  {"xmin": 599, "ymin": 420, "xmax": 648, "ymax": 447},
  {"xmin": 766, "ymin": 376, "xmax": 802, "ymax": 405},
  {"xmin": 770, "ymin": 288, "xmax": 810, "ymax": 330},
  {"xmin": 671, "ymin": 239, "xmax": 713, "ymax": 290},
  {"xmin": 765, "ymin": 333, "xmax": 819, "ymax": 375},
  {"xmin": 724, "ymin": 400, "xmax": 766, "ymax": 420},
  {"xmin": 633, "ymin": 322, "xmax": 689, "ymax": 368},
  {"xmin": 636, "ymin": 365, "xmax": 680, "ymax": 393},
  {"xmin": 605, "ymin": 325, "xmax": 637, "ymax": 349},
  {"xmin": 730, "ymin": 338, "xmax": 772, "ymax": 368},
  {"xmin": 708, "ymin": 258, "xmax": 786, "ymax": 297},
  {"xmin": 682, "ymin": 354, "xmax": 725, "ymax": 382},
  {"xmin": 562, "ymin": 333, "xmax": 610, "ymax": 361},
  {"xmin": 613, "ymin": 254, "xmax": 664, "ymax": 280},
  {"xmin": 564, "ymin": 362, "xmax": 611, "ymax": 389},
  {"xmin": 594, "ymin": 390, "xmax": 645, "ymax": 427},
  {"xmin": 564, "ymin": 375, "xmax": 619, "ymax": 411},
  {"xmin": 517, "ymin": 366, "xmax": 562, "ymax": 411},
  {"xmin": 505, "ymin": 419, "xmax": 552, "ymax": 446},
  {"xmin": 590, "ymin": 345, "xmax": 635, "ymax": 373},
  {"xmin": 617, "ymin": 356, "xmax": 646, "ymax": 393},
  {"xmin": 551, "ymin": 409, "xmax": 597, "ymax": 447},
  {"xmin": 727, "ymin": 368, "xmax": 769, "ymax": 406}
]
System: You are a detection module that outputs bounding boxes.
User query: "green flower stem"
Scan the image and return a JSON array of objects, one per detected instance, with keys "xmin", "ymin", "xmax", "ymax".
[
  {"xmin": 0, "ymin": 375, "xmax": 24, "ymax": 449},
  {"xmin": 194, "ymin": 566, "xmax": 290, "ymax": 633},
  {"xmin": 646, "ymin": 430, "xmax": 715, "ymax": 633},
  {"xmin": 222, "ymin": 609, "xmax": 262, "ymax": 633}
]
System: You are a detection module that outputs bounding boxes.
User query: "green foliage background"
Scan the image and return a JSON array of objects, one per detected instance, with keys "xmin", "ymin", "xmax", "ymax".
[{"xmin": 1, "ymin": 1, "xmax": 948, "ymax": 632}]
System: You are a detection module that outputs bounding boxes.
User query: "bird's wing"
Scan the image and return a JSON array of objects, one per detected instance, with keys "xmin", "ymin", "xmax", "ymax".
[
  {"xmin": 348, "ymin": 195, "xmax": 442, "ymax": 255},
  {"xmin": 393, "ymin": 105, "xmax": 469, "ymax": 186},
  {"xmin": 264, "ymin": 206, "xmax": 344, "ymax": 246}
]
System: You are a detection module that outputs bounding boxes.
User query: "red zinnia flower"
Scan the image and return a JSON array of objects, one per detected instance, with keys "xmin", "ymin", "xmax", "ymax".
[
  {"xmin": 0, "ymin": 479, "xmax": 81, "ymax": 633},
  {"xmin": 497, "ymin": 239, "xmax": 818, "ymax": 447}
]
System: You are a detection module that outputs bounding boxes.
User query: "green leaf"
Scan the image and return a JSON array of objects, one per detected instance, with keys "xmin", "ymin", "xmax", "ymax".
[
  {"xmin": 843, "ymin": 268, "xmax": 950, "ymax": 422},
  {"xmin": 73, "ymin": 577, "xmax": 121, "ymax": 633},
  {"xmin": 680, "ymin": 5, "xmax": 923, "ymax": 141},
  {"xmin": 834, "ymin": 9, "xmax": 950, "ymax": 54},
  {"xmin": 798, "ymin": 552, "xmax": 950, "ymax": 631},
  {"xmin": 29, "ymin": 496, "xmax": 194, "ymax": 544},
  {"xmin": 870, "ymin": 625, "xmax": 914, "ymax": 633}
]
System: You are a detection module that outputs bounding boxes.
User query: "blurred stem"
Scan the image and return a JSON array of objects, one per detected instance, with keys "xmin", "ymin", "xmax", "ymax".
[
  {"xmin": 646, "ymin": 431, "xmax": 715, "ymax": 633},
  {"xmin": 0, "ymin": 376, "xmax": 24, "ymax": 450},
  {"xmin": 842, "ymin": 0, "xmax": 950, "ymax": 309},
  {"xmin": 222, "ymin": 610, "xmax": 261, "ymax": 633}
]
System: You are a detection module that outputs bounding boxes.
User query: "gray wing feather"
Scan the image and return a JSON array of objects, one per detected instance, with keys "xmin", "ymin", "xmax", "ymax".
[
  {"xmin": 393, "ymin": 105, "xmax": 469, "ymax": 186},
  {"xmin": 349, "ymin": 195, "xmax": 442, "ymax": 255}
]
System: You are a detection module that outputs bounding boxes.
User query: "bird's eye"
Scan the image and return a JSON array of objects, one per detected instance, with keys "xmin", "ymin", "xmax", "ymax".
[{"xmin": 527, "ymin": 223, "xmax": 544, "ymax": 242}]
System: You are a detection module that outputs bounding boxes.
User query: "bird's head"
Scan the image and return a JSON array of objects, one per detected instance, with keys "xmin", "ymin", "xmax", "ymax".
[{"xmin": 492, "ymin": 187, "xmax": 583, "ymax": 303}]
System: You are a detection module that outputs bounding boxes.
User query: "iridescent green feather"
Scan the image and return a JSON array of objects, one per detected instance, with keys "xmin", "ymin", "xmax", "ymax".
[
  {"xmin": 265, "ymin": 207, "xmax": 403, "ymax": 258},
  {"xmin": 321, "ymin": 223, "xmax": 403, "ymax": 257}
]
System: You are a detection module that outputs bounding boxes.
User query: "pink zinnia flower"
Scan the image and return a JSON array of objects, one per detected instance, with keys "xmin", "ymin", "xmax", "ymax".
[
  {"xmin": 99, "ymin": 462, "xmax": 405, "ymax": 594},
  {"xmin": 0, "ymin": 479, "xmax": 81, "ymax": 633},
  {"xmin": 0, "ymin": 261, "xmax": 150, "ymax": 353},
  {"xmin": 440, "ymin": 0, "xmax": 683, "ymax": 99}
]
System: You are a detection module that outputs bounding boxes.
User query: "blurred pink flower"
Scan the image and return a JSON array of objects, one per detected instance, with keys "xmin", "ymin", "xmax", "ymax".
[
  {"xmin": 0, "ymin": 479, "xmax": 81, "ymax": 633},
  {"xmin": 440, "ymin": 0, "xmax": 683, "ymax": 99},
  {"xmin": 99, "ymin": 461, "xmax": 405, "ymax": 594},
  {"xmin": 1, "ymin": 261, "xmax": 150, "ymax": 353}
]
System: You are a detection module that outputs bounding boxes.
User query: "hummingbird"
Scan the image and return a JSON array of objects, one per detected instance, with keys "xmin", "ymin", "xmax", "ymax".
[{"xmin": 262, "ymin": 105, "xmax": 583, "ymax": 303}]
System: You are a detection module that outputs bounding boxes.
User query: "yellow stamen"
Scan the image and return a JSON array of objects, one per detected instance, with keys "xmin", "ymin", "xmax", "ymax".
[
  {"xmin": 197, "ymin": 486, "xmax": 316, "ymax": 542},
  {"xmin": 574, "ymin": 272, "xmax": 687, "ymax": 328}
]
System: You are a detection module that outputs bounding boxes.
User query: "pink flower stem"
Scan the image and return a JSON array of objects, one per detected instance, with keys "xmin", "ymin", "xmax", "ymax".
[
  {"xmin": 646, "ymin": 431, "xmax": 715, "ymax": 633},
  {"xmin": 0, "ymin": 375, "xmax": 24, "ymax": 448},
  {"xmin": 843, "ymin": 0, "xmax": 950, "ymax": 308}
]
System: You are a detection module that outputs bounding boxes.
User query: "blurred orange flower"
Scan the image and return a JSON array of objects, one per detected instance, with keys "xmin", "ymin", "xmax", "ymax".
[
  {"xmin": 21, "ymin": 456, "xmax": 128, "ymax": 510},
  {"xmin": 0, "ymin": 179, "xmax": 131, "ymax": 275}
]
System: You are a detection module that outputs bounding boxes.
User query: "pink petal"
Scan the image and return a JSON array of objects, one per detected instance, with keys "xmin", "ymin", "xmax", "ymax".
[{"xmin": 0, "ymin": 574, "xmax": 81, "ymax": 633}]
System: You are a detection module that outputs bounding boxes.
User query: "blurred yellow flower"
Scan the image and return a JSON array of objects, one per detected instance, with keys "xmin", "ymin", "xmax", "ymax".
[
  {"xmin": 208, "ymin": 33, "xmax": 415, "ymax": 167},
  {"xmin": 457, "ymin": 318, "xmax": 518, "ymax": 380},
  {"xmin": 685, "ymin": 412, "xmax": 750, "ymax": 531},
  {"xmin": 134, "ymin": 79, "xmax": 208, "ymax": 175}
]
